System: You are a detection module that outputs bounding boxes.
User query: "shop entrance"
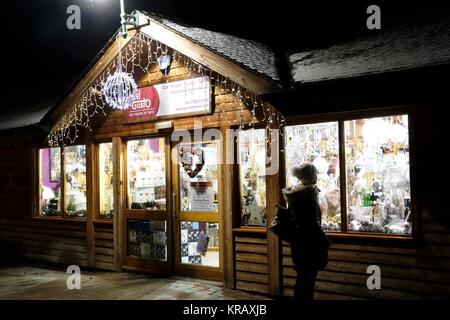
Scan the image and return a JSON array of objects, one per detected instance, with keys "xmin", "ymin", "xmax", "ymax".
[{"xmin": 122, "ymin": 135, "xmax": 223, "ymax": 281}]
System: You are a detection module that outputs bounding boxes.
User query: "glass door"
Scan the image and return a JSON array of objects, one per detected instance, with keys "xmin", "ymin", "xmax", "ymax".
[
  {"xmin": 123, "ymin": 136, "xmax": 173, "ymax": 275},
  {"xmin": 172, "ymin": 140, "xmax": 223, "ymax": 281}
]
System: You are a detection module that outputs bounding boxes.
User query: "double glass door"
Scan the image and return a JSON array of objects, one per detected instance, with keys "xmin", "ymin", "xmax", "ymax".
[{"xmin": 122, "ymin": 135, "xmax": 222, "ymax": 280}]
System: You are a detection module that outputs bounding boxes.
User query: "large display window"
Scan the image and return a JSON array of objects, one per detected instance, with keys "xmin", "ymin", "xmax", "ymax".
[
  {"xmin": 345, "ymin": 115, "xmax": 411, "ymax": 235},
  {"xmin": 284, "ymin": 113, "xmax": 413, "ymax": 236},
  {"xmin": 126, "ymin": 138, "xmax": 167, "ymax": 211},
  {"xmin": 98, "ymin": 142, "xmax": 114, "ymax": 219},
  {"xmin": 238, "ymin": 129, "xmax": 267, "ymax": 227},
  {"xmin": 285, "ymin": 122, "xmax": 341, "ymax": 231},
  {"xmin": 37, "ymin": 145, "xmax": 87, "ymax": 218},
  {"xmin": 38, "ymin": 148, "xmax": 62, "ymax": 216}
]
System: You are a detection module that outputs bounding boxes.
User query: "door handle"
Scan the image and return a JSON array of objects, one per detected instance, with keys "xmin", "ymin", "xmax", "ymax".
[{"xmin": 172, "ymin": 192, "xmax": 177, "ymax": 219}]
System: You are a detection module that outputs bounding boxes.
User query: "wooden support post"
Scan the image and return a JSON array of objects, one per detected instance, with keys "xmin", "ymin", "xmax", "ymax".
[
  {"xmin": 222, "ymin": 126, "xmax": 235, "ymax": 288},
  {"xmin": 86, "ymin": 132, "xmax": 95, "ymax": 267},
  {"xmin": 266, "ymin": 111, "xmax": 281, "ymax": 296},
  {"xmin": 113, "ymin": 137, "xmax": 124, "ymax": 271}
]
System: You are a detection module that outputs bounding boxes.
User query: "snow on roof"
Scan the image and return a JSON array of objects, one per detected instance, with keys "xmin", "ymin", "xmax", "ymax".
[
  {"xmin": 0, "ymin": 104, "xmax": 52, "ymax": 131},
  {"xmin": 289, "ymin": 7, "xmax": 450, "ymax": 83}
]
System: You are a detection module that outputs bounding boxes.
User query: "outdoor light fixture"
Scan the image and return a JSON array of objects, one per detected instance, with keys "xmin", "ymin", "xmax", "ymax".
[
  {"xmin": 119, "ymin": 0, "xmax": 139, "ymax": 39},
  {"xmin": 157, "ymin": 53, "xmax": 172, "ymax": 75},
  {"xmin": 101, "ymin": 0, "xmax": 139, "ymax": 109}
]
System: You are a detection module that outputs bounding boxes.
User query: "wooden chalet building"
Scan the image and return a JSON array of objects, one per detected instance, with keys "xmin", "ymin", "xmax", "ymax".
[{"xmin": 1, "ymin": 9, "xmax": 450, "ymax": 299}]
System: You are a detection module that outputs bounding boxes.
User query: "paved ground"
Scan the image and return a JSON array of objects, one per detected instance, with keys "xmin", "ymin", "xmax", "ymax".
[{"xmin": 0, "ymin": 264, "xmax": 270, "ymax": 300}]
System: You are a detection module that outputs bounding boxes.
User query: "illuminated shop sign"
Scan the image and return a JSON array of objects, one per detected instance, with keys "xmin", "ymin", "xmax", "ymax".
[{"xmin": 124, "ymin": 76, "xmax": 211, "ymax": 123}]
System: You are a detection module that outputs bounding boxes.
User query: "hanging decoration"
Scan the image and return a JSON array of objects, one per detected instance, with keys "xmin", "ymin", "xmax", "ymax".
[
  {"xmin": 47, "ymin": 32, "xmax": 285, "ymax": 148},
  {"xmin": 101, "ymin": 36, "xmax": 138, "ymax": 110}
]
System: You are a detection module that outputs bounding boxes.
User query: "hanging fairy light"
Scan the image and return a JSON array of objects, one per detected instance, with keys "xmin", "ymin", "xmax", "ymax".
[{"xmin": 48, "ymin": 31, "xmax": 286, "ymax": 148}]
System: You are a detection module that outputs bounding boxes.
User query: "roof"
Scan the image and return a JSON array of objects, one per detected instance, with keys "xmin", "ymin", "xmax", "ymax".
[
  {"xmin": 289, "ymin": 6, "xmax": 450, "ymax": 83},
  {"xmin": 1, "ymin": 7, "xmax": 450, "ymax": 132},
  {"xmin": 145, "ymin": 12, "xmax": 282, "ymax": 82},
  {"xmin": 0, "ymin": 104, "xmax": 52, "ymax": 132}
]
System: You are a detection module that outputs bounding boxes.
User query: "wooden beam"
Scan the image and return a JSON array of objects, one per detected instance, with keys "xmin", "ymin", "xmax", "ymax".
[
  {"xmin": 113, "ymin": 137, "xmax": 124, "ymax": 271},
  {"xmin": 138, "ymin": 13, "xmax": 280, "ymax": 95}
]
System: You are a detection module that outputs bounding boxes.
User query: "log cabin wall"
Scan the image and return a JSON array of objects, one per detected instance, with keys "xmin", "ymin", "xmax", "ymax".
[{"xmin": 0, "ymin": 145, "xmax": 90, "ymax": 267}]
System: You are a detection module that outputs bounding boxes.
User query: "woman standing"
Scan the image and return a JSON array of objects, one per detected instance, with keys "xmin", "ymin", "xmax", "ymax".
[{"xmin": 282, "ymin": 163, "xmax": 330, "ymax": 300}]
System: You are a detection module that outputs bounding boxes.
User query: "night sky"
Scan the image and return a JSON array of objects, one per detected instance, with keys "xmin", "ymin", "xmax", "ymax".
[{"xmin": 0, "ymin": 1, "xmax": 440, "ymax": 115}]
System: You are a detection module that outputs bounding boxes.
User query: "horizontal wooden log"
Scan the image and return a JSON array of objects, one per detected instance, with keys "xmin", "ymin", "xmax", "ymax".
[
  {"xmin": 235, "ymin": 252, "xmax": 268, "ymax": 264},
  {"xmin": 236, "ymin": 280, "xmax": 268, "ymax": 294},
  {"xmin": 236, "ymin": 271, "xmax": 268, "ymax": 284},
  {"xmin": 235, "ymin": 243, "xmax": 267, "ymax": 254},
  {"xmin": 236, "ymin": 261, "xmax": 268, "ymax": 274}
]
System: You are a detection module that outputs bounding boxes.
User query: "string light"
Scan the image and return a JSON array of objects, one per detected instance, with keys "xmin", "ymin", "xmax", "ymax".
[{"xmin": 48, "ymin": 32, "xmax": 285, "ymax": 148}]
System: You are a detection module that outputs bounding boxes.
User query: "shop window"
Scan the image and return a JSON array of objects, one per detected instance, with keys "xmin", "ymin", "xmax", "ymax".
[
  {"xmin": 126, "ymin": 138, "xmax": 167, "ymax": 211},
  {"xmin": 38, "ymin": 145, "xmax": 87, "ymax": 218},
  {"xmin": 345, "ymin": 115, "xmax": 411, "ymax": 235},
  {"xmin": 98, "ymin": 142, "xmax": 114, "ymax": 219},
  {"xmin": 38, "ymin": 148, "xmax": 62, "ymax": 216},
  {"xmin": 284, "ymin": 114, "xmax": 413, "ymax": 237},
  {"xmin": 285, "ymin": 122, "xmax": 341, "ymax": 231},
  {"xmin": 128, "ymin": 219, "xmax": 167, "ymax": 261},
  {"xmin": 180, "ymin": 221, "xmax": 219, "ymax": 267},
  {"xmin": 64, "ymin": 145, "xmax": 87, "ymax": 217},
  {"xmin": 178, "ymin": 142, "xmax": 219, "ymax": 213},
  {"xmin": 238, "ymin": 129, "xmax": 267, "ymax": 226}
]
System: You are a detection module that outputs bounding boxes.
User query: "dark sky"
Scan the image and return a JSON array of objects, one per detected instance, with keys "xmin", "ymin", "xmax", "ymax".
[{"xmin": 0, "ymin": 0, "xmax": 440, "ymax": 114}]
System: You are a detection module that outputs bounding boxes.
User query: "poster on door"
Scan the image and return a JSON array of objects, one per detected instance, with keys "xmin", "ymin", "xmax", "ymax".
[
  {"xmin": 124, "ymin": 76, "xmax": 211, "ymax": 123},
  {"xmin": 189, "ymin": 181, "xmax": 214, "ymax": 212}
]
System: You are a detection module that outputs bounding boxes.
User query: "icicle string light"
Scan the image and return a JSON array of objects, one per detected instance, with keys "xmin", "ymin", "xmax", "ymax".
[{"xmin": 48, "ymin": 32, "xmax": 285, "ymax": 148}]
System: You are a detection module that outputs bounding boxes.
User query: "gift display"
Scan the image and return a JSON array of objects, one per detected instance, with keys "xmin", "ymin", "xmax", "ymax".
[
  {"xmin": 39, "ymin": 148, "xmax": 62, "ymax": 216},
  {"xmin": 345, "ymin": 115, "xmax": 411, "ymax": 235},
  {"xmin": 238, "ymin": 129, "xmax": 267, "ymax": 226},
  {"xmin": 98, "ymin": 142, "xmax": 114, "ymax": 219},
  {"xmin": 127, "ymin": 138, "xmax": 167, "ymax": 210},
  {"xmin": 180, "ymin": 221, "xmax": 219, "ymax": 267},
  {"xmin": 285, "ymin": 122, "xmax": 341, "ymax": 231},
  {"xmin": 64, "ymin": 145, "xmax": 87, "ymax": 217},
  {"xmin": 128, "ymin": 219, "xmax": 167, "ymax": 261},
  {"xmin": 179, "ymin": 143, "xmax": 218, "ymax": 213}
]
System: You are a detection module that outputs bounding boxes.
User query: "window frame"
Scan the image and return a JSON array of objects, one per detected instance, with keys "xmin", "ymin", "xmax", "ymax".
[
  {"xmin": 283, "ymin": 107, "xmax": 418, "ymax": 241},
  {"xmin": 34, "ymin": 143, "xmax": 88, "ymax": 221}
]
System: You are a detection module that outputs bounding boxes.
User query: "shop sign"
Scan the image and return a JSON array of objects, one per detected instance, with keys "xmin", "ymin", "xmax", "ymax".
[{"xmin": 124, "ymin": 76, "xmax": 211, "ymax": 123}]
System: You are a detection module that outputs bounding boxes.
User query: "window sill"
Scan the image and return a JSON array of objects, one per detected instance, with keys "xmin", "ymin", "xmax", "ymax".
[
  {"xmin": 32, "ymin": 216, "xmax": 86, "ymax": 223},
  {"xmin": 233, "ymin": 227, "xmax": 267, "ymax": 234},
  {"xmin": 326, "ymin": 231, "xmax": 416, "ymax": 244},
  {"xmin": 93, "ymin": 219, "xmax": 114, "ymax": 224}
]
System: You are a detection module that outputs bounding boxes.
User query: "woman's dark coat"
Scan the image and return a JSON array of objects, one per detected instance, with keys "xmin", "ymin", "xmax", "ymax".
[{"xmin": 283, "ymin": 184, "xmax": 329, "ymax": 270}]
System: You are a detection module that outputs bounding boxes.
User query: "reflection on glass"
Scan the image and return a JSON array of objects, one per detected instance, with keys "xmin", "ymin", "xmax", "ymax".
[
  {"xmin": 179, "ymin": 143, "xmax": 218, "ymax": 212},
  {"xmin": 180, "ymin": 221, "xmax": 219, "ymax": 267},
  {"xmin": 285, "ymin": 122, "xmax": 341, "ymax": 231},
  {"xmin": 99, "ymin": 143, "xmax": 114, "ymax": 219},
  {"xmin": 238, "ymin": 129, "xmax": 267, "ymax": 226},
  {"xmin": 64, "ymin": 145, "xmax": 87, "ymax": 217},
  {"xmin": 128, "ymin": 219, "xmax": 167, "ymax": 261},
  {"xmin": 345, "ymin": 115, "xmax": 411, "ymax": 235},
  {"xmin": 127, "ymin": 138, "xmax": 166, "ymax": 210},
  {"xmin": 39, "ymin": 148, "xmax": 61, "ymax": 216}
]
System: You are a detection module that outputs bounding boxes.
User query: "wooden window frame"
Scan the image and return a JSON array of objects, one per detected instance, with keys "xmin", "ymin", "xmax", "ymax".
[
  {"xmin": 284, "ymin": 106, "xmax": 418, "ymax": 241},
  {"xmin": 33, "ymin": 143, "xmax": 88, "ymax": 221}
]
